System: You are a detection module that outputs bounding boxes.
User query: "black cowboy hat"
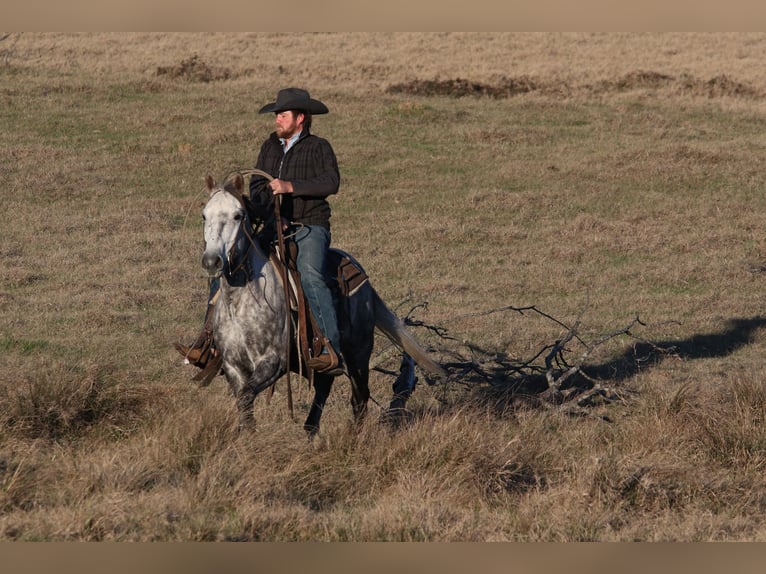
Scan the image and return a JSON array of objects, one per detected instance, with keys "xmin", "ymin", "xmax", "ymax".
[{"xmin": 258, "ymin": 87, "xmax": 329, "ymax": 115}]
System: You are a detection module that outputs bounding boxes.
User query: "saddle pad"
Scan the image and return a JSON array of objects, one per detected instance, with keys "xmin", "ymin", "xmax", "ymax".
[{"xmin": 329, "ymin": 248, "xmax": 369, "ymax": 297}]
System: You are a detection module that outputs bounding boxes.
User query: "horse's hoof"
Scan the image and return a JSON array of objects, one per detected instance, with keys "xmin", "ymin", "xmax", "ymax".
[
  {"xmin": 237, "ymin": 416, "xmax": 256, "ymax": 434},
  {"xmin": 381, "ymin": 407, "xmax": 411, "ymax": 428},
  {"xmin": 303, "ymin": 423, "xmax": 319, "ymax": 438}
]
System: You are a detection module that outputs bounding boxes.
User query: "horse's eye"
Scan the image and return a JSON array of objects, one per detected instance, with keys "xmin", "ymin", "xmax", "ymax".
[
  {"xmin": 233, "ymin": 212, "xmax": 243, "ymax": 221},
  {"xmin": 201, "ymin": 214, "xmax": 206, "ymax": 221}
]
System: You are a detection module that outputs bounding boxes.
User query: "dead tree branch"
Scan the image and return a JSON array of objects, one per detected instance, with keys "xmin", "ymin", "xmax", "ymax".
[{"xmin": 373, "ymin": 299, "xmax": 652, "ymax": 410}]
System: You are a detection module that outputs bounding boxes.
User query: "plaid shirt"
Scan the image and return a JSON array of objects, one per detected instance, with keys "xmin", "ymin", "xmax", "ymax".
[{"xmin": 248, "ymin": 129, "xmax": 340, "ymax": 230}]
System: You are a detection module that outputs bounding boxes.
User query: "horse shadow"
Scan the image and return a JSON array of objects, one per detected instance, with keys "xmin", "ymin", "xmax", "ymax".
[{"xmin": 585, "ymin": 315, "xmax": 766, "ymax": 383}]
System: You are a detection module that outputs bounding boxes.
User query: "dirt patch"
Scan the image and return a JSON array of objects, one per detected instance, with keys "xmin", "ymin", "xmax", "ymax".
[
  {"xmin": 386, "ymin": 76, "xmax": 538, "ymax": 98},
  {"xmin": 593, "ymin": 70, "xmax": 675, "ymax": 92},
  {"xmin": 387, "ymin": 70, "xmax": 763, "ymax": 100},
  {"xmin": 677, "ymin": 73, "xmax": 762, "ymax": 98},
  {"xmin": 155, "ymin": 54, "xmax": 232, "ymax": 82}
]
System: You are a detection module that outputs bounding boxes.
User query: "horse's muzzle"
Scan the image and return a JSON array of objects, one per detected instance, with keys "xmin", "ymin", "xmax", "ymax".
[{"xmin": 201, "ymin": 251, "xmax": 224, "ymax": 278}]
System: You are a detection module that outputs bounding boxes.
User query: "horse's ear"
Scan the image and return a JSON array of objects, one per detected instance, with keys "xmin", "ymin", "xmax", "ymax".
[
  {"xmin": 222, "ymin": 173, "xmax": 245, "ymax": 198},
  {"xmin": 205, "ymin": 174, "xmax": 216, "ymax": 195},
  {"xmin": 232, "ymin": 173, "xmax": 245, "ymax": 197}
]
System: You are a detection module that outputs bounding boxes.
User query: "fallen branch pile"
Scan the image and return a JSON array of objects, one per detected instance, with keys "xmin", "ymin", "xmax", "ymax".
[{"xmin": 373, "ymin": 301, "xmax": 656, "ymax": 412}]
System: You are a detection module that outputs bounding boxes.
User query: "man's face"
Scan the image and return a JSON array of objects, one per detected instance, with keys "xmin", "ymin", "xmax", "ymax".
[{"xmin": 274, "ymin": 110, "xmax": 303, "ymax": 139}]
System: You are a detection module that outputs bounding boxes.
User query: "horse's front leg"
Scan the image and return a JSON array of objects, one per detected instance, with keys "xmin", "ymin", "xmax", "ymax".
[
  {"xmin": 221, "ymin": 362, "xmax": 255, "ymax": 431},
  {"xmin": 226, "ymin": 355, "xmax": 283, "ymax": 432},
  {"xmin": 235, "ymin": 387, "xmax": 258, "ymax": 431}
]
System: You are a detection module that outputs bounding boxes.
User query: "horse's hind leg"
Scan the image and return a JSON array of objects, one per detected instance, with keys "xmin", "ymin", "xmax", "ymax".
[
  {"xmin": 304, "ymin": 373, "xmax": 333, "ymax": 437},
  {"xmin": 389, "ymin": 354, "xmax": 417, "ymax": 412},
  {"xmin": 348, "ymin": 363, "xmax": 370, "ymax": 424}
]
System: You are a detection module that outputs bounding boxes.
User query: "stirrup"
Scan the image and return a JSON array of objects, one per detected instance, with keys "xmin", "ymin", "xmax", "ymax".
[
  {"xmin": 175, "ymin": 332, "xmax": 215, "ymax": 369},
  {"xmin": 307, "ymin": 341, "xmax": 343, "ymax": 375}
]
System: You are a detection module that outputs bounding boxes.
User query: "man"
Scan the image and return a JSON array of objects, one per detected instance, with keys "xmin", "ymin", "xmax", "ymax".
[
  {"xmin": 178, "ymin": 88, "xmax": 343, "ymax": 376},
  {"xmin": 207, "ymin": 88, "xmax": 343, "ymax": 375},
  {"xmin": 248, "ymin": 88, "xmax": 343, "ymax": 375}
]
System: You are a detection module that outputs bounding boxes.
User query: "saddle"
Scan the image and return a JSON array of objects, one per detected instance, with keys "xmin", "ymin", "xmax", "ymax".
[{"xmin": 179, "ymin": 241, "xmax": 369, "ymax": 386}]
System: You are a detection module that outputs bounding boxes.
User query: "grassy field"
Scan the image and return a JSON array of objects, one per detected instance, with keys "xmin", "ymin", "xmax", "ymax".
[{"xmin": 2, "ymin": 32, "xmax": 766, "ymax": 541}]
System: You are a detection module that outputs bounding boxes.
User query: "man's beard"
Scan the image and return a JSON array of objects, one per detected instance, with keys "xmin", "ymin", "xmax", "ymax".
[{"xmin": 276, "ymin": 126, "xmax": 297, "ymax": 139}]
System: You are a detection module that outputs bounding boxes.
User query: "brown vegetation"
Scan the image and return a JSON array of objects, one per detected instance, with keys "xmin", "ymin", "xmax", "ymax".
[
  {"xmin": 2, "ymin": 33, "xmax": 766, "ymax": 541},
  {"xmin": 387, "ymin": 71, "xmax": 764, "ymax": 100},
  {"xmin": 155, "ymin": 54, "xmax": 233, "ymax": 82}
]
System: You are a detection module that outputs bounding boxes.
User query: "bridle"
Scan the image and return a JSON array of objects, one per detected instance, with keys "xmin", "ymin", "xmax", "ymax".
[
  {"xmin": 204, "ymin": 187, "xmax": 253, "ymax": 282},
  {"xmin": 224, "ymin": 209, "xmax": 255, "ymax": 281}
]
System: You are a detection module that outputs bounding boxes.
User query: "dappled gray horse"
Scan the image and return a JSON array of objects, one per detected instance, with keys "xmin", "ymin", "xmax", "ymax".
[{"xmin": 200, "ymin": 173, "xmax": 445, "ymax": 433}]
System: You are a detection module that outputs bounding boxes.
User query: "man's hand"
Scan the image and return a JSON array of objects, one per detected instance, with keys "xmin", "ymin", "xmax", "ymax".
[{"xmin": 270, "ymin": 179, "xmax": 293, "ymax": 195}]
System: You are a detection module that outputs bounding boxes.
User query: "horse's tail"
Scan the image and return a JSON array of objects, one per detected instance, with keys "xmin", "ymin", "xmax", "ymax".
[{"xmin": 372, "ymin": 290, "xmax": 447, "ymax": 378}]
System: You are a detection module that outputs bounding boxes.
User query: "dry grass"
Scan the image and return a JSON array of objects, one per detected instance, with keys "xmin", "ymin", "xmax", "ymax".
[{"xmin": 2, "ymin": 32, "xmax": 766, "ymax": 541}]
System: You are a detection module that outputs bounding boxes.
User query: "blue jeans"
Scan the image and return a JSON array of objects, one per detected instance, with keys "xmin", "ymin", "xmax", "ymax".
[{"xmin": 291, "ymin": 224, "xmax": 340, "ymax": 355}]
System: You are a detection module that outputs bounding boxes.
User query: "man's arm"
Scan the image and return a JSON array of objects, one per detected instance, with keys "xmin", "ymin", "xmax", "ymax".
[{"xmin": 288, "ymin": 138, "xmax": 340, "ymax": 198}]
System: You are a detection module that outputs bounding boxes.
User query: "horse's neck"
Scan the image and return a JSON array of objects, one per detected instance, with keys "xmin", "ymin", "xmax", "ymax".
[
  {"xmin": 220, "ymin": 244, "xmax": 281, "ymax": 304},
  {"xmin": 226, "ymin": 227, "xmax": 265, "ymax": 278}
]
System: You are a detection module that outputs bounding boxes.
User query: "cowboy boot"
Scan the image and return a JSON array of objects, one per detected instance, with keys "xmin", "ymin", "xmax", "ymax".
[{"xmin": 307, "ymin": 337, "xmax": 344, "ymax": 376}]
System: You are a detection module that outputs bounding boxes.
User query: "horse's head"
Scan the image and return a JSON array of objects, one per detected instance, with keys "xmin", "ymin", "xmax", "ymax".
[{"xmin": 201, "ymin": 173, "xmax": 251, "ymax": 279}]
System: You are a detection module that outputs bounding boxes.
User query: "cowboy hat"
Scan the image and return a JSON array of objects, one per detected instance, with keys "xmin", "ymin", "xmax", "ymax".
[{"xmin": 258, "ymin": 87, "xmax": 329, "ymax": 115}]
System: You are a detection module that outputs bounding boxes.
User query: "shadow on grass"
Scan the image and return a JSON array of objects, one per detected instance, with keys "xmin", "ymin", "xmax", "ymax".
[{"xmin": 586, "ymin": 315, "xmax": 766, "ymax": 383}]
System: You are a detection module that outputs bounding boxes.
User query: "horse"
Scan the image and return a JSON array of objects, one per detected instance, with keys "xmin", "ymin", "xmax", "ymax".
[{"xmin": 198, "ymin": 172, "xmax": 446, "ymax": 434}]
